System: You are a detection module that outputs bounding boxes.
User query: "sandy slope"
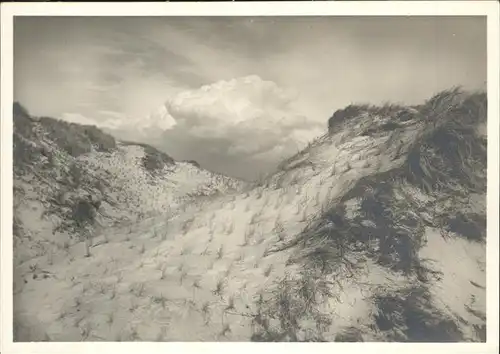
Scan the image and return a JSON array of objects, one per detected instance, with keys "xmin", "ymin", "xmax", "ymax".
[{"xmin": 12, "ymin": 91, "xmax": 487, "ymax": 342}]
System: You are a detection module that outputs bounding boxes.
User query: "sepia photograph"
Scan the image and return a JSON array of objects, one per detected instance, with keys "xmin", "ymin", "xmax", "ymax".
[{"xmin": 1, "ymin": 1, "xmax": 499, "ymax": 352}]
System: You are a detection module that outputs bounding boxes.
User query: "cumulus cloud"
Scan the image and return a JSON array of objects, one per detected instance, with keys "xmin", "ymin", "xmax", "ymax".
[
  {"xmin": 58, "ymin": 105, "xmax": 176, "ymax": 143},
  {"xmin": 152, "ymin": 75, "xmax": 324, "ymax": 179},
  {"xmin": 65, "ymin": 75, "xmax": 326, "ymax": 179},
  {"xmin": 65, "ymin": 75, "xmax": 322, "ymax": 180}
]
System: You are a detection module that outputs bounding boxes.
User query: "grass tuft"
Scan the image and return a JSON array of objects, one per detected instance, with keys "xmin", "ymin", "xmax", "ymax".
[
  {"xmin": 106, "ymin": 313, "xmax": 114, "ymax": 327},
  {"xmin": 151, "ymin": 294, "xmax": 168, "ymax": 309},
  {"xmin": 216, "ymin": 245, "xmax": 224, "ymax": 260},
  {"xmin": 213, "ymin": 278, "xmax": 226, "ymax": 297},
  {"xmin": 264, "ymin": 264, "xmax": 274, "ymax": 277},
  {"xmin": 201, "ymin": 301, "xmax": 211, "ymax": 325}
]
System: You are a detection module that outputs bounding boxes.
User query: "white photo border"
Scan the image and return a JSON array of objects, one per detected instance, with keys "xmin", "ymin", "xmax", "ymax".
[{"xmin": 1, "ymin": 2, "xmax": 498, "ymax": 354}]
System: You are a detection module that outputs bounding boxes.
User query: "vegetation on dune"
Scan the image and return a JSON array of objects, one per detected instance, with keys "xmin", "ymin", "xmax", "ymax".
[
  {"xmin": 121, "ymin": 141, "xmax": 175, "ymax": 173},
  {"xmin": 15, "ymin": 103, "xmax": 116, "ymax": 158},
  {"xmin": 260, "ymin": 88, "xmax": 487, "ymax": 342},
  {"xmin": 250, "ymin": 269, "xmax": 335, "ymax": 342},
  {"xmin": 279, "ymin": 88, "xmax": 486, "ymax": 266},
  {"xmin": 373, "ymin": 286, "xmax": 463, "ymax": 342},
  {"xmin": 183, "ymin": 160, "xmax": 201, "ymax": 168},
  {"xmin": 327, "ymin": 101, "xmax": 421, "ymax": 134},
  {"xmin": 12, "ymin": 104, "xmax": 218, "ymax": 254},
  {"xmin": 13, "ymin": 102, "xmax": 116, "ymax": 175},
  {"xmin": 403, "ymin": 88, "xmax": 487, "ymax": 243},
  {"xmin": 13, "ymin": 104, "xmax": 112, "ymax": 250},
  {"xmin": 406, "ymin": 88, "xmax": 486, "ymax": 195}
]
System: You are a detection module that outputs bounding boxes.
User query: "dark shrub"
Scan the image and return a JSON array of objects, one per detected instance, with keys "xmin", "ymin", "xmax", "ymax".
[
  {"xmin": 447, "ymin": 212, "xmax": 486, "ymax": 242},
  {"xmin": 374, "ymin": 287, "xmax": 463, "ymax": 342},
  {"xmin": 184, "ymin": 160, "xmax": 201, "ymax": 168},
  {"xmin": 334, "ymin": 328, "xmax": 364, "ymax": 342},
  {"xmin": 404, "ymin": 89, "xmax": 487, "ymax": 195},
  {"xmin": 140, "ymin": 145, "xmax": 175, "ymax": 172},
  {"xmin": 82, "ymin": 125, "xmax": 116, "ymax": 152},
  {"xmin": 13, "ymin": 134, "xmax": 40, "ymax": 174},
  {"xmin": 13, "ymin": 102, "xmax": 30, "ymax": 119},
  {"xmin": 397, "ymin": 107, "xmax": 420, "ymax": 122},
  {"xmin": 120, "ymin": 141, "xmax": 175, "ymax": 173},
  {"xmin": 34, "ymin": 117, "xmax": 116, "ymax": 157},
  {"xmin": 13, "ymin": 103, "xmax": 36, "ymax": 139},
  {"xmin": 328, "ymin": 104, "xmax": 367, "ymax": 133}
]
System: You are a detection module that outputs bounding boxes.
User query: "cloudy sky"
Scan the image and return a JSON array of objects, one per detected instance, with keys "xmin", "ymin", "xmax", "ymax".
[{"xmin": 14, "ymin": 16, "xmax": 486, "ymax": 180}]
